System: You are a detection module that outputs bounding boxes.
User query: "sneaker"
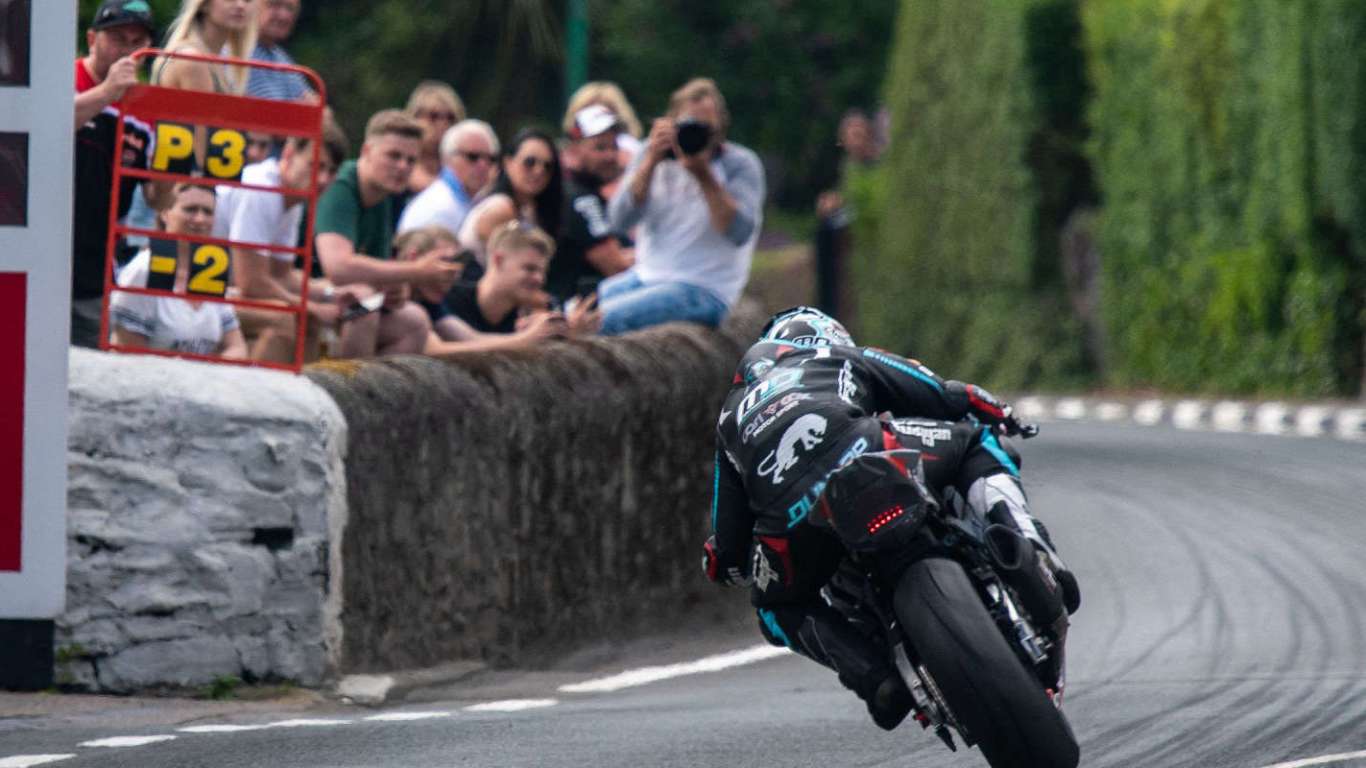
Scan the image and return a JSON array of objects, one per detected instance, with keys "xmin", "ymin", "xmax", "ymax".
[{"xmin": 867, "ymin": 676, "xmax": 914, "ymax": 731}]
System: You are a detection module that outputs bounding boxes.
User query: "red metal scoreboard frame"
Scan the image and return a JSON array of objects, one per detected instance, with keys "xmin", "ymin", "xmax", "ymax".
[{"xmin": 99, "ymin": 49, "xmax": 328, "ymax": 373}]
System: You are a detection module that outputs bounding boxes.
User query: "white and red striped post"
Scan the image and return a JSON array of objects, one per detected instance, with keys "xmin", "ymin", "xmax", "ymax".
[{"xmin": 0, "ymin": 0, "xmax": 75, "ymax": 690}]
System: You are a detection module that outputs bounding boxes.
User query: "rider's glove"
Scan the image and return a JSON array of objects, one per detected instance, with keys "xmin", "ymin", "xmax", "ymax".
[
  {"xmin": 702, "ymin": 536, "xmax": 751, "ymax": 586},
  {"xmin": 998, "ymin": 407, "xmax": 1040, "ymax": 439}
]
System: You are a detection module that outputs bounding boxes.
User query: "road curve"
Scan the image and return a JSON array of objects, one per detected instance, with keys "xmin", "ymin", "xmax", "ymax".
[{"xmin": 2, "ymin": 422, "xmax": 1365, "ymax": 768}]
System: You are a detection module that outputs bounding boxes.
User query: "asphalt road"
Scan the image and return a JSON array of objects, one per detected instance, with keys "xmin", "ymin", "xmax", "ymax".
[{"xmin": 3, "ymin": 422, "xmax": 1365, "ymax": 768}]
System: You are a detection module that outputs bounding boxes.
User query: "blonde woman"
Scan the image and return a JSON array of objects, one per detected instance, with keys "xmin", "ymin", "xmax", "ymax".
[
  {"xmin": 154, "ymin": 0, "xmax": 257, "ymax": 95},
  {"xmin": 405, "ymin": 80, "xmax": 467, "ymax": 193}
]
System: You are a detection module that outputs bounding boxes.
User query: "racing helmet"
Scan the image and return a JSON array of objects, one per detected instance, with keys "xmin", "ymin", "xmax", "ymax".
[{"xmin": 759, "ymin": 306, "xmax": 855, "ymax": 348}]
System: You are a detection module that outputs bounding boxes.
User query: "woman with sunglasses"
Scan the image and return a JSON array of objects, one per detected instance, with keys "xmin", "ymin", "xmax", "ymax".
[
  {"xmin": 458, "ymin": 128, "xmax": 564, "ymax": 268},
  {"xmin": 405, "ymin": 80, "xmax": 467, "ymax": 194}
]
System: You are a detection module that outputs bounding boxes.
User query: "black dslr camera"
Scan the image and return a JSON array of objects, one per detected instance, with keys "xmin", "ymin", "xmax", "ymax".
[{"xmin": 664, "ymin": 118, "xmax": 713, "ymax": 159}]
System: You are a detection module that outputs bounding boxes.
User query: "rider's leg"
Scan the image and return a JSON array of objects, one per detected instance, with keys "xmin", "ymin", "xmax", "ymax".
[
  {"xmin": 751, "ymin": 528, "xmax": 912, "ymax": 730},
  {"xmin": 960, "ymin": 428, "xmax": 1080, "ymax": 615}
]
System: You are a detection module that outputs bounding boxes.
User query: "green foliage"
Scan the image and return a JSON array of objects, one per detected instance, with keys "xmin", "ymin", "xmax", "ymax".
[
  {"xmin": 849, "ymin": 0, "xmax": 1092, "ymax": 390},
  {"xmin": 202, "ymin": 674, "xmax": 241, "ymax": 700},
  {"xmin": 1083, "ymin": 0, "xmax": 1366, "ymax": 395},
  {"xmin": 593, "ymin": 0, "xmax": 898, "ymax": 208}
]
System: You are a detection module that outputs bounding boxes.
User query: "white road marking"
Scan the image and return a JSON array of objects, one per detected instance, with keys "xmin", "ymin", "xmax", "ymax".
[
  {"xmin": 264, "ymin": 718, "xmax": 354, "ymax": 728},
  {"xmin": 1296, "ymin": 406, "xmax": 1332, "ymax": 437},
  {"xmin": 1014, "ymin": 397, "xmax": 1048, "ymax": 420},
  {"xmin": 0, "ymin": 757, "xmax": 77, "ymax": 768},
  {"xmin": 364, "ymin": 711, "xmax": 453, "ymax": 722},
  {"xmin": 1211, "ymin": 401, "xmax": 1247, "ymax": 432},
  {"xmin": 177, "ymin": 724, "xmax": 270, "ymax": 733},
  {"xmin": 78, "ymin": 736, "xmax": 177, "ymax": 748},
  {"xmin": 1257, "ymin": 749, "xmax": 1366, "ymax": 768},
  {"xmin": 1054, "ymin": 398, "xmax": 1086, "ymax": 420},
  {"xmin": 1335, "ymin": 408, "xmax": 1366, "ymax": 441},
  {"xmin": 463, "ymin": 699, "xmax": 559, "ymax": 713},
  {"xmin": 1172, "ymin": 400, "xmax": 1206, "ymax": 430},
  {"xmin": 1133, "ymin": 399, "xmax": 1165, "ymax": 426},
  {"xmin": 1094, "ymin": 402, "xmax": 1128, "ymax": 422},
  {"xmin": 1255, "ymin": 403, "xmax": 1290, "ymax": 435},
  {"xmin": 559, "ymin": 644, "xmax": 791, "ymax": 694}
]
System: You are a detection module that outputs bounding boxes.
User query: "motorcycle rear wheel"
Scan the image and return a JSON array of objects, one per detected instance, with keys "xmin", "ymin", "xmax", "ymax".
[{"xmin": 895, "ymin": 557, "xmax": 1079, "ymax": 768}]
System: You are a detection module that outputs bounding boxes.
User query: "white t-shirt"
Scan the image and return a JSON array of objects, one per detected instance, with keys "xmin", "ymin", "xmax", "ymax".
[
  {"xmin": 397, "ymin": 174, "xmax": 473, "ymax": 237},
  {"xmin": 214, "ymin": 158, "xmax": 303, "ymax": 262},
  {"xmin": 110, "ymin": 249, "xmax": 239, "ymax": 355}
]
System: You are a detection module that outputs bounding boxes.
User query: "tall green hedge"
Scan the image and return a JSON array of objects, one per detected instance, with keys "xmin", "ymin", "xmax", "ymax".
[
  {"xmin": 850, "ymin": 0, "xmax": 1093, "ymax": 391},
  {"xmin": 1083, "ymin": 0, "xmax": 1366, "ymax": 396}
]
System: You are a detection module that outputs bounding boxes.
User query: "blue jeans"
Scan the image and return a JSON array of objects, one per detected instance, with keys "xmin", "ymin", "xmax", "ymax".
[{"xmin": 597, "ymin": 270, "xmax": 729, "ymax": 336}]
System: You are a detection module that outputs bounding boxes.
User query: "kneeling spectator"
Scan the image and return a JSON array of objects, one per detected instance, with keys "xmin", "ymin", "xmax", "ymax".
[{"xmin": 110, "ymin": 183, "xmax": 247, "ymax": 358}]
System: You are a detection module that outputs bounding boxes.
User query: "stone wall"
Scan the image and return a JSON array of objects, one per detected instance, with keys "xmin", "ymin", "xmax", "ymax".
[
  {"xmin": 59, "ymin": 350, "xmax": 347, "ymax": 692},
  {"xmin": 306, "ymin": 311, "xmax": 762, "ymax": 673}
]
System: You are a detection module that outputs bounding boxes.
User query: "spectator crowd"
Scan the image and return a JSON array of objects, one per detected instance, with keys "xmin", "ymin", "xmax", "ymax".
[{"xmin": 72, "ymin": 0, "xmax": 768, "ymax": 366}]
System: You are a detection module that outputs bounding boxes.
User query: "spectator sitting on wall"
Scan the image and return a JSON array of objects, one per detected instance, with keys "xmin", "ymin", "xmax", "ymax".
[
  {"xmin": 562, "ymin": 81, "xmax": 644, "ymax": 200},
  {"xmin": 216, "ymin": 121, "xmax": 380, "ymax": 362},
  {"xmin": 392, "ymin": 226, "xmax": 570, "ymax": 357},
  {"xmin": 71, "ymin": 0, "xmax": 173, "ymax": 348},
  {"xmin": 443, "ymin": 221, "xmax": 599, "ymax": 338},
  {"xmin": 246, "ymin": 0, "xmax": 313, "ymax": 102},
  {"xmin": 397, "ymin": 119, "xmax": 499, "ymax": 241},
  {"xmin": 602, "ymin": 78, "xmax": 766, "ymax": 335},
  {"xmin": 153, "ymin": 0, "xmax": 257, "ymax": 95},
  {"xmin": 458, "ymin": 128, "xmax": 563, "ymax": 268},
  {"xmin": 405, "ymin": 80, "xmax": 467, "ymax": 195},
  {"xmin": 549, "ymin": 105, "xmax": 633, "ymax": 303},
  {"xmin": 315, "ymin": 109, "xmax": 456, "ymax": 357},
  {"xmin": 110, "ymin": 183, "xmax": 247, "ymax": 358}
]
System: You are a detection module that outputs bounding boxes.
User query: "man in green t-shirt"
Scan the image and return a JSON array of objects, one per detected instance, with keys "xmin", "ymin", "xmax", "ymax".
[{"xmin": 315, "ymin": 109, "xmax": 458, "ymax": 355}]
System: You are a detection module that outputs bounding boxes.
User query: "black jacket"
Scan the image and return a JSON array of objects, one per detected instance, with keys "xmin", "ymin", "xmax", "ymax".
[{"xmin": 709, "ymin": 342, "xmax": 1013, "ymax": 575}]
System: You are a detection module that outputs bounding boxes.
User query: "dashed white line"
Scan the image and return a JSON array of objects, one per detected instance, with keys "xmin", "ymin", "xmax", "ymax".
[
  {"xmin": 1133, "ymin": 400, "xmax": 1165, "ymax": 426},
  {"xmin": 1255, "ymin": 403, "xmax": 1290, "ymax": 434},
  {"xmin": 1094, "ymin": 402, "xmax": 1128, "ymax": 422},
  {"xmin": 264, "ymin": 718, "xmax": 354, "ymax": 728},
  {"xmin": 177, "ymin": 724, "xmax": 270, "ymax": 734},
  {"xmin": 78, "ymin": 736, "xmax": 177, "ymax": 748},
  {"xmin": 1211, "ymin": 401, "xmax": 1247, "ymax": 432},
  {"xmin": 558, "ymin": 644, "xmax": 790, "ymax": 694},
  {"xmin": 0, "ymin": 757, "xmax": 77, "ymax": 768},
  {"xmin": 1257, "ymin": 749, "xmax": 1366, "ymax": 768},
  {"xmin": 1335, "ymin": 408, "xmax": 1366, "ymax": 441},
  {"xmin": 1296, "ymin": 406, "xmax": 1333, "ymax": 437},
  {"xmin": 1054, "ymin": 398, "xmax": 1086, "ymax": 420},
  {"xmin": 364, "ymin": 711, "xmax": 453, "ymax": 722},
  {"xmin": 463, "ymin": 699, "xmax": 559, "ymax": 713},
  {"xmin": 1172, "ymin": 400, "xmax": 1206, "ymax": 430}
]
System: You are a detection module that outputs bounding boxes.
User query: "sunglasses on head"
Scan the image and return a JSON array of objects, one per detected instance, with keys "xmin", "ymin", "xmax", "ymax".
[
  {"xmin": 520, "ymin": 156, "xmax": 554, "ymax": 172},
  {"xmin": 457, "ymin": 150, "xmax": 497, "ymax": 164}
]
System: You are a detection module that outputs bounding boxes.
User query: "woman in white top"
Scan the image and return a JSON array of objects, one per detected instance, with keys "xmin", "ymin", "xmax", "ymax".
[
  {"xmin": 458, "ymin": 128, "xmax": 563, "ymax": 267},
  {"xmin": 111, "ymin": 183, "xmax": 248, "ymax": 358}
]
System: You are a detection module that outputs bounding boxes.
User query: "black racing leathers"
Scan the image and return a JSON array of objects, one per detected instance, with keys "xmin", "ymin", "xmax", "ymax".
[
  {"xmin": 709, "ymin": 342, "xmax": 1016, "ymax": 576},
  {"xmin": 707, "ymin": 342, "xmax": 1022, "ymax": 726}
]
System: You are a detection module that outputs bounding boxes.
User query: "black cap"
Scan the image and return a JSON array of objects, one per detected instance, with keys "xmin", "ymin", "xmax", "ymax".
[{"xmin": 90, "ymin": 0, "xmax": 156, "ymax": 35}]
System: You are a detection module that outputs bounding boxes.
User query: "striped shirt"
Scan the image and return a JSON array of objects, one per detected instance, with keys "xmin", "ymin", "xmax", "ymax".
[{"xmin": 246, "ymin": 44, "xmax": 310, "ymax": 101}]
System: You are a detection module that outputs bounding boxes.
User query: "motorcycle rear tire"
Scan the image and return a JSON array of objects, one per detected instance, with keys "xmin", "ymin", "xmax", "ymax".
[{"xmin": 895, "ymin": 557, "xmax": 1079, "ymax": 768}]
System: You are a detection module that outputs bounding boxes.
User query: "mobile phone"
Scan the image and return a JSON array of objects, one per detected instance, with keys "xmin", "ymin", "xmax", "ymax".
[{"xmin": 339, "ymin": 292, "xmax": 385, "ymax": 323}]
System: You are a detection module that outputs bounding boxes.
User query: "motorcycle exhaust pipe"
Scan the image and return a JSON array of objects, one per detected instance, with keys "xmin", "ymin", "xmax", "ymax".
[{"xmin": 984, "ymin": 525, "xmax": 1065, "ymax": 626}]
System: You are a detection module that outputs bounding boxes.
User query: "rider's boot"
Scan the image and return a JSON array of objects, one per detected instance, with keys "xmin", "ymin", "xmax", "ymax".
[
  {"xmin": 968, "ymin": 473, "xmax": 1080, "ymax": 616},
  {"xmin": 758, "ymin": 602, "xmax": 913, "ymax": 730}
]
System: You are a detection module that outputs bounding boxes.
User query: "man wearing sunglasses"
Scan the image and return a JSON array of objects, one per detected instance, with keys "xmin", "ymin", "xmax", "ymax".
[{"xmin": 397, "ymin": 119, "xmax": 500, "ymax": 242}]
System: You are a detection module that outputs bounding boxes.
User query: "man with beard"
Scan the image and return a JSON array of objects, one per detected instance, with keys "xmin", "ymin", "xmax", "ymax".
[{"xmin": 549, "ymin": 105, "xmax": 634, "ymax": 304}]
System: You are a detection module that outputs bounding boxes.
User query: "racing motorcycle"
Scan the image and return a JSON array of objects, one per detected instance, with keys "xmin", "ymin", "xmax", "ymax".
[{"xmin": 811, "ymin": 426, "xmax": 1079, "ymax": 768}]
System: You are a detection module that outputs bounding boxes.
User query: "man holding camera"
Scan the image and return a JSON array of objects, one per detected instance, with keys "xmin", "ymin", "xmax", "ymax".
[{"xmin": 602, "ymin": 78, "xmax": 766, "ymax": 335}]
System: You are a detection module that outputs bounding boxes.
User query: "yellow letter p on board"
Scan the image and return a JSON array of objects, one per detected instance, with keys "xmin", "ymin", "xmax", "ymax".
[{"xmin": 151, "ymin": 122, "xmax": 195, "ymax": 176}]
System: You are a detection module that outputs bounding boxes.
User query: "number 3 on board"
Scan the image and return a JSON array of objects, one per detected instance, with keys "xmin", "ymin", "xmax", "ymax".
[{"xmin": 151, "ymin": 123, "xmax": 246, "ymax": 181}]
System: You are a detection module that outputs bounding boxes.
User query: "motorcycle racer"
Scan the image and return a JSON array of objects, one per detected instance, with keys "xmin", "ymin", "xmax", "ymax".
[{"xmin": 703, "ymin": 306, "xmax": 1079, "ymax": 729}]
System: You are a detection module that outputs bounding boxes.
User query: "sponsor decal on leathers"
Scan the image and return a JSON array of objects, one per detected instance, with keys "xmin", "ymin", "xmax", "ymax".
[
  {"xmin": 890, "ymin": 419, "xmax": 952, "ymax": 447},
  {"xmin": 741, "ymin": 392, "xmax": 811, "ymax": 443},
  {"xmin": 757, "ymin": 414, "xmax": 827, "ymax": 485},
  {"xmin": 838, "ymin": 360, "xmax": 858, "ymax": 404},
  {"xmin": 736, "ymin": 369, "xmax": 803, "ymax": 422}
]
